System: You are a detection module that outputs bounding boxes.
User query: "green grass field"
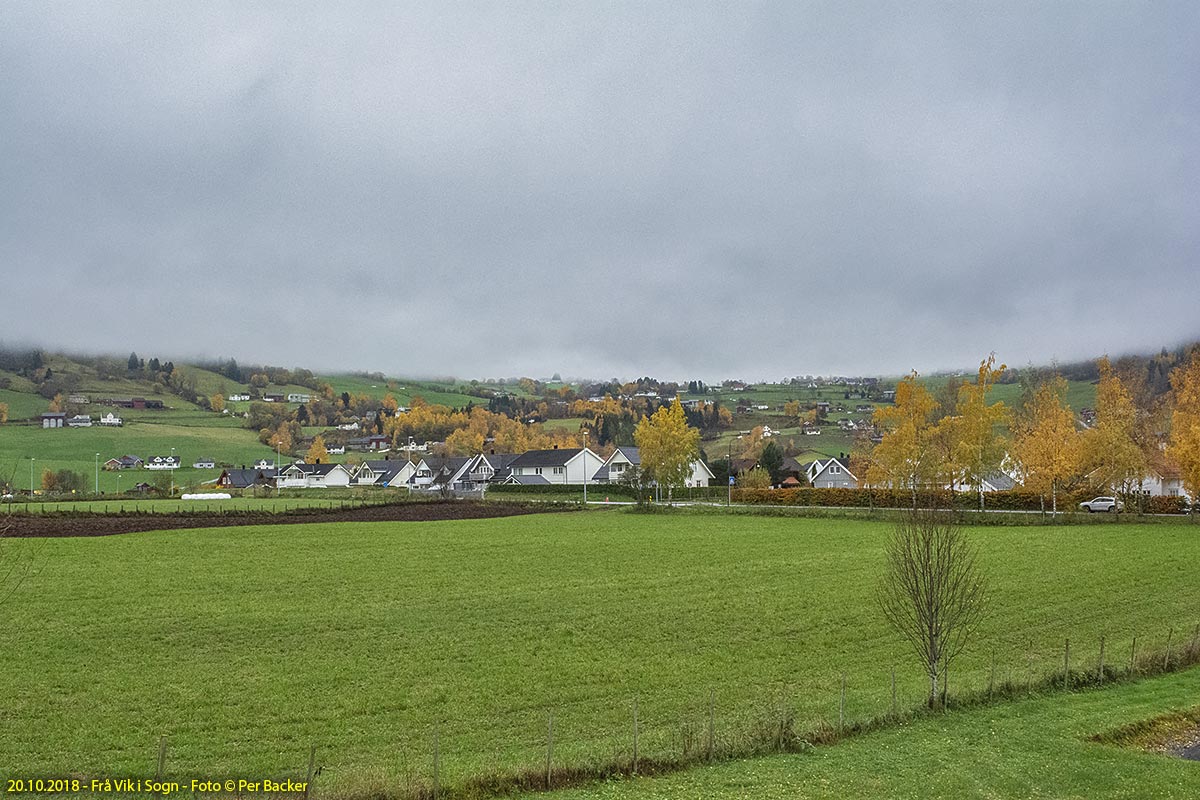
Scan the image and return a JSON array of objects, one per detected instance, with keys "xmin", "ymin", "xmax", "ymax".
[
  {"xmin": 527, "ymin": 668, "xmax": 1200, "ymax": 799},
  {"xmin": 2, "ymin": 511, "xmax": 1198, "ymax": 797},
  {"xmin": 0, "ymin": 420, "xmax": 278, "ymax": 494}
]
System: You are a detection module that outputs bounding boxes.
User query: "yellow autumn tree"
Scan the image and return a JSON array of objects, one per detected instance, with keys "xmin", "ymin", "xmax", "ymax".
[
  {"xmin": 0, "ymin": 402, "xmax": 8, "ymax": 424},
  {"xmin": 1167, "ymin": 349, "xmax": 1200, "ymax": 512},
  {"xmin": 381, "ymin": 393, "xmax": 399, "ymax": 414},
  {"xmin": 306, "ymin": 435, "xmax": 329, "ymax": 464},
  {"xmin": 48, "ymin": 393, "xmax": 63, "ymax": 413},
  {"xmin": 634, "ymin": 398, "xmax": 699, "ymax": 502},
  {"xmin": 210, "ymin": 393, "xmax": 226, "ymax": 413},
  {"xmin": 445, "ymin": 427, "xmax": 485, "ymax": 456},
  {"xmin": 950, "ymin": 355, "xmax": 1011, "ymax": 511},
  {"xmin": 867, "ymin": 373, "xmax": 940, "ymax": 507},
  {"xmin": 1013, "ymin": 375, "xmax": 1083, "ymax": 515},
  {"xmin": 1082, "ymin": 357, "xmax": 1146, "ymax": 510}
]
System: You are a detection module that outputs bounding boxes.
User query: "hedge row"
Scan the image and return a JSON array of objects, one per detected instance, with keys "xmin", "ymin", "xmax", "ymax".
[{"xmin": 730, "ymin": 488, "xmax": 1192, "ymax": 513}]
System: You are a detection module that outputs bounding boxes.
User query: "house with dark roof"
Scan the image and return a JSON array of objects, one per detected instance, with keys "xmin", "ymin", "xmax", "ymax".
[
  {"xmin": 506, "ymin": 447, "xmax": 602, "ymax": 485},
  {"xmin": 215, "ymin": 468, "xmax": 277, "ymax": 489},
  {"xmin": 275, "ymin": 462, "xmax": 354, "ymax": 489},
  {"xmin": 458, "ymin": 453, "xmax": 520, "ymax": 490},
  {"xmin": 41, "ymin": 412, "xmax": 67, "ymax": 428}
]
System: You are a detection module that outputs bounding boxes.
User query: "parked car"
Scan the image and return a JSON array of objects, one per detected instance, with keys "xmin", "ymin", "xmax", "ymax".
[{"xmin": 1079, "ymin": 496, "xmax": 1124, "ymax": 513}]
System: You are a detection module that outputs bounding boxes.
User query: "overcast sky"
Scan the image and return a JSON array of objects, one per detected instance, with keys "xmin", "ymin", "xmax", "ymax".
[{"xmin": 1, "ymin": 3, "xmax": 1196, "ymax": 382}]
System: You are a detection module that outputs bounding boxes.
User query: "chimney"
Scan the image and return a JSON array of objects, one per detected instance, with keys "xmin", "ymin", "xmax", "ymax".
[{"xmin": 553, "ymin": 444, "xmax": 558, "ymax": 449}]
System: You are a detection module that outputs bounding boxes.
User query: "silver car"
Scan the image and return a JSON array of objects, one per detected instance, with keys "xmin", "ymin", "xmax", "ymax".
[{"xmin": 1079, "ymin": 496, "xmax": 1123, "ymax": 513}]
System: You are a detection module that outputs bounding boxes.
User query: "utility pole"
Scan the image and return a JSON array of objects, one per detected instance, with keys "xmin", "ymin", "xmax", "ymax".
[
  {"xmin": 95, "ymin": 452, "xmax": 100, "ymax": 496},
  {"xmin": 727, "ymin": 441, "xmax": 732, "ymax": 507}
]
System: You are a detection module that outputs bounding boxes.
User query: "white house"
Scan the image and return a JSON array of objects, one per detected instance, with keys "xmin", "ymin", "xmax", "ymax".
[
  {"xmin": 145, "ymin": 456, "xmax": 181, "ymax": 470},
  {"xmin": 385, "ymin": 460, "xmax": 420, "ymax": 488},
  {"xmin": 287, "ymin": 393, "xmax": 312, "ymax": 403},
  {"xmin": 67, "ymin": 414, "xmax": 93, "ymax": 427},
  {"xmin": 457, "ymin": 453, "xmax": 519, "ymax": 491},
  {"xmin": 228, "ymin": 393, "xmax": 251, "ymax": 402},
  {"xmin": 1137, "ymin": 466, "xmax": 1192, "ymax": 500},
  {"xmin": 507, "ymin": 448, "xmax": 602, "ymax": 486},
  {"xmin": 98, "ymin": 412, "xmax": 123, "ymax": 426},
  {"xmin": 193, "ymin": 458, "xmax": 216, "ymax": 469},
  {"xmin": 592, "ymin": 446, "xmax": 713, "ymax": 488},
  {"xmin": 275, "ymin": 462, "xmax": 354, "ymax": 489}
]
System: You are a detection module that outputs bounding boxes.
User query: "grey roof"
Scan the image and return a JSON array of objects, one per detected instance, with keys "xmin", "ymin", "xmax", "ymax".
[
  {"xmin": 509, "ymin": 448, "xmax": 584, "ymax": 468},
  {"xmin": 612, "ymin": 446, "xmax": 640, "ymax": 465},
  {"xmin": 283, "ymin": 462, "xmax": 341, "ymax": 476},
  {"xmin": 985, "ymin": 471, "xmax": 1017, "ymax": 491},
  {"xmin": 220, "ymin": 468, "xmax": 277, "ymax": 488},
  {"xmin": 506, "ymin": 474, "xmax": 552, "ymax": 485}
]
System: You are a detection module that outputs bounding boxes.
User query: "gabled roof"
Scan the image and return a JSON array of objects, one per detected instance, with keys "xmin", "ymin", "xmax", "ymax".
[
  {"xmin": 983, "ymin": 471, "xmax": 1016, "ymax": 491},
  {"xmin": 509, "ymin": 448, "xmax": 588, "ymax": 468},
  {"xmin": 280, "ymin": 462, "xmax": 344, "ymax": 476},
  {"xmin": 608, "ymin": 446, "xmax": 641, "ymax": 466},
  {"xmin": 502, "ymin": 474, "xmax": 552, "ymax": 486},
  {"xmin": 810, "ymin": 457, "xmax": 857, "ymax": 482},
  {"xmin": 218, "ymin": 468, "xmax": 277, "ymax": 488}
]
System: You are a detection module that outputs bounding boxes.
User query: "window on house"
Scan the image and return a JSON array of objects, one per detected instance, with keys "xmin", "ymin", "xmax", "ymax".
[
  {"xmin": 535, "ymin": 467, "xmax": 542, "ymax": 475},
  {"xmin": 553, "ymin": 467, "xmax": 564, "ymax": 474}
]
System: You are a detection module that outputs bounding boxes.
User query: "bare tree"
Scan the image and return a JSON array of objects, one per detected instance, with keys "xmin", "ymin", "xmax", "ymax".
[{"xmin": 878, "ymin": 511, "xmax": 988, "ymax": 708}]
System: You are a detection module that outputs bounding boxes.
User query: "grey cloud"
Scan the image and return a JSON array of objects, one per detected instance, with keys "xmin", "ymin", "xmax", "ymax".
[{"xmin": 1, "ymin": 2, "xmax": 1197, "ymax": 381}]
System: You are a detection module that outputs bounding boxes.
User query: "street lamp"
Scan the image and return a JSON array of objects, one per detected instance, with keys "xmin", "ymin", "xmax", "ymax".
[
  {"xmin": 170, "ymin": 447, "xmax": 175, "ymax": 497},
  {"xmin": 95, "ymin": 453, "xmax": 100, "ymax": 496},
  {"xmin": 582, "ymin": 430, "xmax": 588, "ymax": 506}
]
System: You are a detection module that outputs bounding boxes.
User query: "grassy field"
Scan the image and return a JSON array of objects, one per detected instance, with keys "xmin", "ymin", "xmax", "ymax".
[
  {"xmin": 0, "ymin": 420, "xmax": 278, "ymax": 494},
  {"xmin": 526, "ymin": 668, "xmax": 1200, "ymax": 799},
  {"xmin": 1, "ymin": 511, "xmax": 1198, "ymax": 796}
]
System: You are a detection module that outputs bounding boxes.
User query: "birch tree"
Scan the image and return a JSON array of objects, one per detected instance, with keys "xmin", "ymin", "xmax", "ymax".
[
  {"xmin": 879, "ymin": 511, "xmax": 988, "ymax": 708},
  {"xmin": 1167, "ymin": 350, "xmax": 1200, "ymax": 514},
  {"xmin": 634, "ymin": 399, "xmax": 699, "ymax": 502},
  {"xmin": 1013, "ymin": 376, "xmax": 1082, "ymax": 515}
]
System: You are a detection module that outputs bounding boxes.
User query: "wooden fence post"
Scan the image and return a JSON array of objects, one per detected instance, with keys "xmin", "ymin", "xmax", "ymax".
[
  {"xmin": 632, "ymin": 697, "xmax": 639, "ymax": 776},
  {"xmin": 707, "ymin": 690, "xmax": 715, "ymax": 761},
  {"xmin": 303, "ymin": 745, "xmax": 316, "ymax": 800},
  {"xmin": 433, "ymin": 727, "xmax": 440, "ymax": 800},
  {"xmin": 838, "ymin": 673, "xmax": 846, "ymax": 734},
  {"xmin": 154, "ymin": 735, "xmax": 167, "ymax": 798},
  {"xmin": 545, "ymin": 711, "xmax": 554, "ymax": 790}
]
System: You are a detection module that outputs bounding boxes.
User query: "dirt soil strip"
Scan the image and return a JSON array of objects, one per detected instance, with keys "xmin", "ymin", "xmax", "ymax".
[{"xmin": 1, "ymin": 502, "xmax": 572, "ymax": 538}]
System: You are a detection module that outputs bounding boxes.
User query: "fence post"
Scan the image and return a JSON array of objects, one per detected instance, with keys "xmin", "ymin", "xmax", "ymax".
[
  {"xmin": 1064, "ymin": 639, "xmax": 1070, "ymax": 691},
  {"xmin": 1098, "ymin": 635, "xmax": 1106, "ymax": 682},
  {"xmin": 838, "ymin": 673, "xmax": 846, "ymax": 734},
  {"xmin": 1164, "ymin": 628, "xmax": 1174, "ymax": 671},
  {"xmin": 707, "ymin": 690, "xmax": 715, "ymax": 761},
  {"xmin": 433, "ymin": 727, "xmax": 440, "ymax": 800},
  {"xmin": 632, "ymin": 697, "xmax": 639, "ymax": 776},
  {"xmin": 154, "ymin": 735, "xmax": 167, "ymax": 798},
  {"xmin": 545, "ymin": 711, "xmax": 554, "ymax": 790},
  {"xmin": 303, "ymin": 745, "xmax": 316, "ymax": 800}
]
